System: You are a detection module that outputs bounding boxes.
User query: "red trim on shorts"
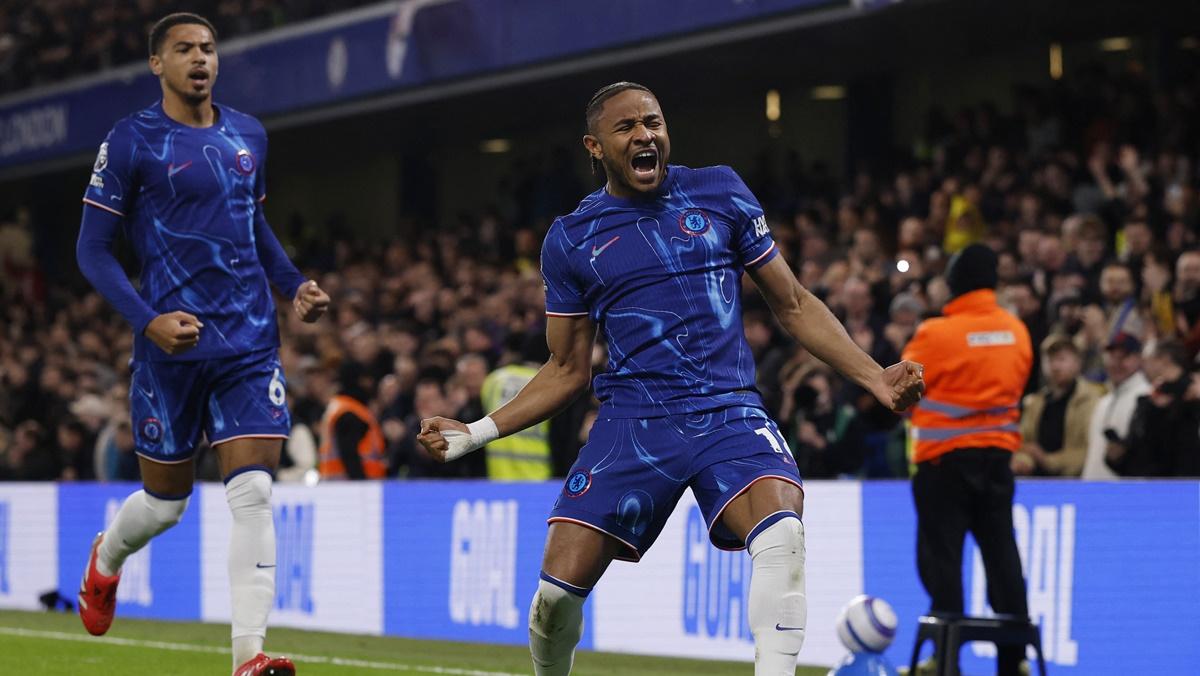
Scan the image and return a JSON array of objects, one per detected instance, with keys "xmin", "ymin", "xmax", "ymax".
[
  {"xmin": 708, "ymin": 473, "xmax": 805, "ymax": 552},
  {"xmin": 134, "ymin": 451, "xmax": 196, "ymax": 465},
  {"xmin": 209, "ymin": 433, "xmax": 289, "ymax": 447},
  {"xmin": 547, "ymin": 516, "xmax": 641, "ymax": 562}
]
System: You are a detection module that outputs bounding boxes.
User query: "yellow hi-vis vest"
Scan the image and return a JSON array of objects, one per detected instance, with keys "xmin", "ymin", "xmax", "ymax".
[{"xmin": 480, "ymin": 364, "xmax": 551, "ymax": 480}]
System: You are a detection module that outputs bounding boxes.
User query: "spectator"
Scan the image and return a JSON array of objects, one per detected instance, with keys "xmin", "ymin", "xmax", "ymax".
[
  {"xmin": 0, "ymin": 420, "xmax": 58, "ymax": 480},
  {"xmin": 883, "ymin": 292, "xmax": 926, "ymax": 357},
  {"xmin": 0, "ymin": 209, "xmax": 41, "ymax": 303},
  {"xmin": 837, "ymin": 276, "xmax": 894, "ymax": 366},
  {"xmin": 1000, "ymin": 279, "xmax": 1048, "ymax": 392},
  {"xmin": 1172, "ymin": 250, "xmax": 1200, "ymax": 359},
  {"xmin": 1115, "ymin": 341, "xmax": 1200, "ymax": 477},
  {"xmin": 1061, "ymin": 215, "xmax": 1108, "ymax": 299},
  {"xmin": 1014, "ymin": 335, "xmax": 1105, "ymax": 477},
  {"xmin": 396, "ymin": 378, "xmax": 485, "ymax": 478},
  {"xmin": 1119, "ymin": 219, "xmax": 1154, "ymax": 275},
  {"xmin": 53, "ymin": 417, "xmax": 94, "ymax": 481},
  {"xmin": 1082, "ymin": 333, "xmax": 1153, "ymax": 479},
  {"xmin": 99, "ymin": 420, "xmax": 141, "ymax": 482},
  {"xmin": 778, "ymin": 364, "xmax": 867, "ymax": 478},
  {"xmin": 1099, "ymin": 262, "xmax": 1144, "ymax": 340},
  {"xmin": 453, "ymin": 353, "xmax": 490, "ymax": 427},
  {"xmin": 318, "ymin": 361, "xmax": 387, "ymax": 480}
]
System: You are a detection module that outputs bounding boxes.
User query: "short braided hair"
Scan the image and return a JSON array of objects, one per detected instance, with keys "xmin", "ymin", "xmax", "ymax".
[{"xmin": 584, "ymin": 81, "xmax": 653, "ymax": 175}]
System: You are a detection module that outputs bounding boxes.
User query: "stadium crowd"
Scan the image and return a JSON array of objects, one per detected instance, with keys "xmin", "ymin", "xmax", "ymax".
[
  {"xmin": 2, "ymin": 63, "xmax": 1199, "ymax": 482},
  {"xmin": 0, "ymin": 0, "xmax": 375, "ymax": 93}
]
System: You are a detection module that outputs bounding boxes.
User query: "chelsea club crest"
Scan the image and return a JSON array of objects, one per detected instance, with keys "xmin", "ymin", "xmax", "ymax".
[
  {"xmin": 565, "ymin": 470, "xmax": 592, "ymax": 498},
  {"xmin": 235, "ymin": 148, "xmax": 256, "ymax": 175},
  {"xmin": 678, "ymin": 208, "xmax": 711, "ymax": 236},
  {"xmin": 139, "ymin": 418, "xmax": 163, "ymax": 445}
]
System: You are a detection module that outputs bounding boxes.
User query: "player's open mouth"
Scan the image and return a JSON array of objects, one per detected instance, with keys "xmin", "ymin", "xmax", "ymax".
[
  {"xmin": 630, "ymin": 149, "xmax": 658, "ymax": 181},
  {"xmin": 188, "ymin": 69, "xmax": 210, "ymax": 86}
]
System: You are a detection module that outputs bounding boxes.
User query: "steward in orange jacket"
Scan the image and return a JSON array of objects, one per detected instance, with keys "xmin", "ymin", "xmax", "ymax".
[
  {"xmin": 900, "ymin": 244, "xmax": 1032, "ymax": 676},
  {"xmin": 319, "ymin": 362, "xmax": 387, "ymax": 480},
  {"xmin": 904, "ymin": 294, "xmax": 1032, "ymax": 464}
]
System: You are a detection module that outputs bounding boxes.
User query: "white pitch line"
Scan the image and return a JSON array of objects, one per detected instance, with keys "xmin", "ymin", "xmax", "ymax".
[{"xmin": 0, "ymin": 627, "xmax": 525, "ymax": 676}]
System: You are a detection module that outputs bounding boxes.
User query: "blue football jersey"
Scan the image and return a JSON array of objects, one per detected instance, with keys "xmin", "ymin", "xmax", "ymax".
[
  {"xmin": 541, "ymin": 165, "xmax": 779, "ymax": 418},
  {"xmin": 83, "ymin": 101, "xmax": 279, "ymax": 362}
]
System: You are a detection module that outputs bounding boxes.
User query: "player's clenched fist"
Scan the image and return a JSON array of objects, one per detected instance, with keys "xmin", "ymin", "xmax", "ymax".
[
  {"xmin": 418, "ymin": 416, "xmax": 495, "ymax": 463},
  {"xmin": 144, "ymin": 311, "xmax": 204, "ymax": 355},
  {"xmin": 293, "ymin": 280, "xmax": 330, "ymax": 322},
  {"xmin": 875, "ymin": 360, "xmax": 925, "ymax": 413}
]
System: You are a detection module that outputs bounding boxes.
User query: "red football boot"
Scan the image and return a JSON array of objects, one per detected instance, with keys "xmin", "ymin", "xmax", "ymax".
[
  {"xmin": 78, "ymin": 532, "xmax": 121, "ymax": 636},
  {"xmin": 234, "ymin": 653, "xmax": 296, "ymax": 676}
]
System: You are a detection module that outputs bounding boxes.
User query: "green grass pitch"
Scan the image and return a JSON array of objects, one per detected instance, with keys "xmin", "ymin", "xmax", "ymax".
[{"xmin": 0, "ymin": 610, "xmax": 830, "ymax": 675}]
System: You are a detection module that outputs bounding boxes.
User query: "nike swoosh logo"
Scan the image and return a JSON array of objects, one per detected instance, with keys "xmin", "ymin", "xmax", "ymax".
[
  {"xmin": 255, "ymin": 563, "xmax": 276, "ymax": 569},
  {"xmin": 776, "ymin": 624, "xmax": 804, "ymax": 631},
  {"xmin": 591, "ymin": 235, "xmax": 620, "ymax": 258},
  {"xmin": 139, "ymin": 387, "xmax": 155, "ymax": 400},
  {"xmin": 167, "ymin": 160, "xmax": 192, "ymax": 177}
]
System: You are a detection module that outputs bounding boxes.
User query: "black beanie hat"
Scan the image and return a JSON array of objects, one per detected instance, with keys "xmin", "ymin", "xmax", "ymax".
[{"xmin": 945, "ymin": 243, "xmax": 999, "ymax": 299}]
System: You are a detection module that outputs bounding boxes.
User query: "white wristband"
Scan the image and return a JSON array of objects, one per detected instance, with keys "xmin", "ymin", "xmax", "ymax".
[
  {"xmin": 467, "ymin": 416, "xmax": 500, "ymax": 447},
  {"xmin": 440, "ymin": 416, "xmax": 500, "ymax": 462}
]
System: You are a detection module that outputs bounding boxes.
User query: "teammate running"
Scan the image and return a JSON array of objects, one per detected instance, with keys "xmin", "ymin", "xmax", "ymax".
[{"xmin": 75, "ymin": 13, "xmax": 328, "ymax": 676}]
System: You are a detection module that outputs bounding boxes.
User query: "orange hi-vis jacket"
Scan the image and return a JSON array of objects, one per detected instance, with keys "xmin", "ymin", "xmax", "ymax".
[
  {"xmin": 319, "ymin": 395, "xmax": 387, "ymax": 479},
  {"xmin": 902, "ymin": 289, "xmax": 1033, "ymax": 464}
]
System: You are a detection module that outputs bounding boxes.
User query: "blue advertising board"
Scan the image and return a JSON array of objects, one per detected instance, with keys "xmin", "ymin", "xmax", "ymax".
[
  {"xmin": 56, "ymin": 482, "xmax": 202, "ymax": 621},
  {"xmin": 382, "ymin": 480, "xmax": 595, "ymax": 648},
  {"xmin": 4, "ymin": 476, "xmax": 1192, "ymax": 671},
  {"xmin": 861, "ymin": 481, "xmax": 1200, "ymax": 675}
]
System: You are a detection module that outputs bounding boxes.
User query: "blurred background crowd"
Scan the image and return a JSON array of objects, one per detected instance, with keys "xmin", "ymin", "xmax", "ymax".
[
  {"xmin": 1, "ymin": 9, "xmax": 1199, "ymax": 484},
  {"xmin": 0, "ymin": 0, "xmax": 374, "ymax": 92}
]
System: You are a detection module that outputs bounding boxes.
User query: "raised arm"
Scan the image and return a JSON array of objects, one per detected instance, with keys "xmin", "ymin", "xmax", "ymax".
[
  {"xmin": 417, "ymin": 314, "xmax": 595, "ymax": 462},
  {"xmin": 748, "ymin": 254, "xmax": 924, "ymax": 412}
]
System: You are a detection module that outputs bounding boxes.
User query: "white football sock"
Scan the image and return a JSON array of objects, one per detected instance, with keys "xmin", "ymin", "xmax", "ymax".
[
  {"xmin": 529, "ymin": 573, "xmax": 587, "ymax": 676},
  {"xmin": 97, "ymin": 489, "xmax": 189, "ymax": 576},
  {"xmin": 747, "ymin": 513, "xmax": 807, "ymax": 676},
  {"xmin": 226, "ymin": 469, "xmax": 275, "ymax": 668}
]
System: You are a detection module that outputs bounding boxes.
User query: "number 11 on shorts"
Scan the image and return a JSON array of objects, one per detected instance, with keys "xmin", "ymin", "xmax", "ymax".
[{"xmin": 755, "ymin": 426, "xmax": 791, "ymax": 456}]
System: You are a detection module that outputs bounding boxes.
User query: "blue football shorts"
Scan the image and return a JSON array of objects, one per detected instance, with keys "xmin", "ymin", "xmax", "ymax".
[
  {"xmin": 128, "ymin": 348, "xmax": 291, "ymax": 462},
  {"xmin": 548, "ymin": 405, "xmax": 803, "ymax": 561}
]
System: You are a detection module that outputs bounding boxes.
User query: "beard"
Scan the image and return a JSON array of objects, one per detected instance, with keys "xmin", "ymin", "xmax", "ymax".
[{"xmin": 168, "ymin": 77, "xmax": 211, "ymax": 105}]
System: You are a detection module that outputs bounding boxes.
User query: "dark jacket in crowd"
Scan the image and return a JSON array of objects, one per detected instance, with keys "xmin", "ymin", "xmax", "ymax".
[{"xmin": 1116, "ymin": 377, "xmax": 1200, "ymax": 477}]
